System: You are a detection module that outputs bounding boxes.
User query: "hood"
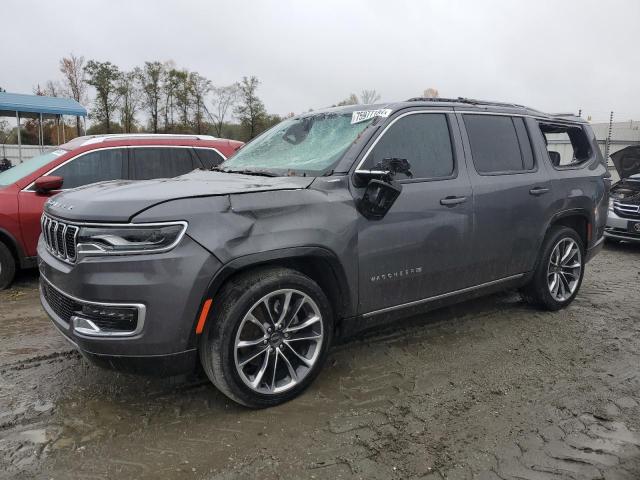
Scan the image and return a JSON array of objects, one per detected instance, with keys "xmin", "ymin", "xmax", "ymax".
[
  {"xmin": 44, "ymin": 170, "xmax": 314, "ymax": 222},
  {"xmin": 610, "ymin": 146, "xmax": 640, "ymax": 180}
]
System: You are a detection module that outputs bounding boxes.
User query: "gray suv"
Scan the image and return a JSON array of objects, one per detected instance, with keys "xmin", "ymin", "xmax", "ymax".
[{"xmin": 39, "ymin": 98, "xmax": 609, "ymax": 408}]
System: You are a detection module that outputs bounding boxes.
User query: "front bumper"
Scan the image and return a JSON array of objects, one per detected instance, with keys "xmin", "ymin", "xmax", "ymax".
[
  {"xmin": 38, "ymin": 234, "xmax": 222, "ymax": 376},
  {"xmin": 604, "ymin": 209, "xmax": 640, "ymax": 243}
]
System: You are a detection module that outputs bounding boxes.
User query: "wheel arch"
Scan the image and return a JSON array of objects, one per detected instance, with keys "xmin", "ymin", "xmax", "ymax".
[
  {"xmin": 0, "ymin": 227, "xmax": 24, "ymax": 266},
  {"xmin": 189, "ymin": 246, "xmax": 354, "ymax": 347},
  {"xmin": 547, "ymin": 209, "xmax": 591, "ymax": 249},
  {"xmin": 524, "ymin": 209, "xmax": 591, "ymax": 285}
]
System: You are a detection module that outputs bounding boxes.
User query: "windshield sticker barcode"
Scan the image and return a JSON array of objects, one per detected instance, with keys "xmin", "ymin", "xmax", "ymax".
[{"xmin": 351, "ymin": 109, "xmax": 392, "ymax": 124}]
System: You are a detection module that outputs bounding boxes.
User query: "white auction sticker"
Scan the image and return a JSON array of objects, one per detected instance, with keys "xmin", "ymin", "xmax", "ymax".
[{"xmin": 350, "ymin": 109, "xmax": 392, "ymax": 124}]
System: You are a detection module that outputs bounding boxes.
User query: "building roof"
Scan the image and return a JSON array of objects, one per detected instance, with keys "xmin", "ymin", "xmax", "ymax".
[{"xmin": 0, "ymin": 91, "xmax": 87, "ymax": 117}]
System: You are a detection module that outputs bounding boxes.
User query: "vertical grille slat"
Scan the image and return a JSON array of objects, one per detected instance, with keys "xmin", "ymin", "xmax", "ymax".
[
  {"xmin": 65, "ymin": 226, "xmax": 78, "ymax": 261},
  {"xmin": 41, "ymin": 214, "xmax": 78, "ymax": 263}
]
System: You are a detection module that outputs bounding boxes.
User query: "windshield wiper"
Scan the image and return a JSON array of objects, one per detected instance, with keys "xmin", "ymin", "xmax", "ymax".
[{"xmin": 213, "ymin": 167, "xmax": 280, "ymax": 177}]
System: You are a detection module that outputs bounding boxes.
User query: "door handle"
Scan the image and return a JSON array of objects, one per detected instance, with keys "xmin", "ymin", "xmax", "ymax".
[
  {"xmin": 529, "ymin": 187, "xmax": 550, "ymax": 196},
  {"xmin": 440, "ymin": 196, "xmax": 467, "ymax": 206}
]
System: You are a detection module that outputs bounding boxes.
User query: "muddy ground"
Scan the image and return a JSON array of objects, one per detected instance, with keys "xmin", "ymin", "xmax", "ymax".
[{"xmin": 1, "ymin": 243, "xmax": 639, "ymax": 480}]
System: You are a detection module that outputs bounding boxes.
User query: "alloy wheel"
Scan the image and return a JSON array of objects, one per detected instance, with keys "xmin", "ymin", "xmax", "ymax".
[
  {"xmin": 547, "ymin": 237, "xmax": 582, "ymax": 302},
  {"xmin": 233, "ymin": 289, "xmax": 324, "ymax": 394}
]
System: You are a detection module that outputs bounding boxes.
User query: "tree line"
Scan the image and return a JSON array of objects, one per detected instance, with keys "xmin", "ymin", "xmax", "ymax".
[
  {"xmin": 1, "ymin": 54, "xmax": 425, "ymax": 146},
  {"xmin": 33, "ymin": 55, "xmax": 279, "ymax": 142},
  {"xmin": 0, "ymin": 54, "xmax": 284, "ymax": 145}
]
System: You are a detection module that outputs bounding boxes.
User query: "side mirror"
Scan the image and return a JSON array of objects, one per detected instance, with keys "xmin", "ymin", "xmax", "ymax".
[
  {"xmin": 34, "ymin": 176, "xmax": 63, "ymax": 193},
  {"xmin": 357, "ymin": 179, "xmax": 402, "ymax": 220},
  {"xmin": 354, "ymin": 158, "xmax": 410, "ymax": 220}
]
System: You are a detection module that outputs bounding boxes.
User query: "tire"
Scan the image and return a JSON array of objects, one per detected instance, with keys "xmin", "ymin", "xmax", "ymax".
[
  {"xmin": 199, "ymin": 267, "xmax": 334, "ymax": 408},
  {"xmin": 0, "ymin": 241, "xmax": 16, "ymax": 290},
  {"xmin": 522, "ymin": 226, "xmax": 585, "ymax": 311}
]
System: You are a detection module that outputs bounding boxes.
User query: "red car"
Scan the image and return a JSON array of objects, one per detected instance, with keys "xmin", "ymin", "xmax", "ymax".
[{"xmin": 0, "ymin": 134, "xmax": 243, "ymax": 288}]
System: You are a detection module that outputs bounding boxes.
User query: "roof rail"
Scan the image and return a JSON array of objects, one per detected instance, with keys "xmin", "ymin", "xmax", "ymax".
[
  {"xmin": 81, "ymin": 133, "xmax": 218, "ymax": 146},
  {"xmin": 405, "ymin": 96, "xmax": 527, "ymax": 109}
]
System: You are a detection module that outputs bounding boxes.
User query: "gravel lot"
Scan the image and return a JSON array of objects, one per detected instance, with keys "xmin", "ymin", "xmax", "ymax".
[{"xmin": 1, "ymin": 243, "xmax": 639, "ymax": 480}]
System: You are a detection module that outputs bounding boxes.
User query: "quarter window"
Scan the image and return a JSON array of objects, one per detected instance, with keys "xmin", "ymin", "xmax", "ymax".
[
  {"xmin": 53, "ymin": 149, "xmax": 125, "ymax": 189},
  {"xmin": 538, "ymin": 123, "xmax": 592, "ymax": 167},
  {"xmin": 131, "ymin": 148, "xmax": 197, "ymax": 180},
  {"xmin": 365, "ymin": 113, "xmax": 454, "ymax": 179},
  {"xmin": 463, "ymin": 115, "xmax": 535, "ymax": 174}
]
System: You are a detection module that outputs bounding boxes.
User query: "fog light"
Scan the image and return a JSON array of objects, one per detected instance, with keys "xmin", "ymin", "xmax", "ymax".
[
  {"xmin": 81, "ymin": 304, "xmax": 137, "ymax": 323},
  {"xmin": 76, "ymin": 304, "xmax": 140, "ymax": 334}
]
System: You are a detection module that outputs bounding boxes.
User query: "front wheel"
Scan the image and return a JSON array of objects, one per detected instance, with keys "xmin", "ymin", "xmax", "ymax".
[
  {"xmin": 199, "ymin": 267, "xmax": 333, "ymax": 408},
  {"xmin": 522, "ymin": 226, "xmax": 585, "ymax": 311}
]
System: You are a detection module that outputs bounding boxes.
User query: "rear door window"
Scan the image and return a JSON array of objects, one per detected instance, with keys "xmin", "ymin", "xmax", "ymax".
[
  {"xmin": 463, "ymin": 115, "xmax": 535, "ymax": 174},
  {"xmin": 364, "ymin": 113, "xmax": 454, "ymax": 179},
  {"xmin": 52, "ymin": 148, "xmax": 126, "ymax": 189},
  {"xmin": 130, "ymin": 147, "xmax": 197, "ymax": 180},
  {"xmin": 193, "ymin": 148, "xmax": 226, "ymax": 168}
]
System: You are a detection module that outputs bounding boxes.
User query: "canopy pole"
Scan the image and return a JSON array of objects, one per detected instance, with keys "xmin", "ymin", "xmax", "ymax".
[
  {"xmin": 62, "ymin": 115, "xmax": 66, "ymax": 143},
  {"xmin": 83, "ymin": 117, "xmax": 87, "ymax": 135},
  {"xmin": 56, "ymin": 115, "xmax": 60, "ymax": 145},
  {"xmin": 39, "ymin": 113, "xmax": 44, "ymax": 152},
  {"xmin": 16, "ymin": 111, "xmax": 22, "ymax": 164}
]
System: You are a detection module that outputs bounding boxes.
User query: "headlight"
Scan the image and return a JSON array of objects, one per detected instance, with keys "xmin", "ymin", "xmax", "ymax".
[{"xmin": 77, "ymin": 222, "xmax": 187, "ymax": 256}]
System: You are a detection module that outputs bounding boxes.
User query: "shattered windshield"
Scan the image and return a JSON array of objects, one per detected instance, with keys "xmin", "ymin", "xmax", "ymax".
[{"xmin": 221, "ymin": 111, "xmax": 379, "ymax": 176}]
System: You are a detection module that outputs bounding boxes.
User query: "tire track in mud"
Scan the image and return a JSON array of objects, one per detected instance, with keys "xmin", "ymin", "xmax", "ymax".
[{"xmin": 1, "ymin": 245, "xmax": 640, "ymax": 479}]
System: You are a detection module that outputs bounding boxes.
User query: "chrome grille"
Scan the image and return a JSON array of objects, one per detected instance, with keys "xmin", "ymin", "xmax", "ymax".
[
  {"xmin": 613, "ymin": 201, "xmax": 640, "ymax": 219},
  {"xmin": 41, "ymin": 214, "xmax": 79, "ymax": 262}
]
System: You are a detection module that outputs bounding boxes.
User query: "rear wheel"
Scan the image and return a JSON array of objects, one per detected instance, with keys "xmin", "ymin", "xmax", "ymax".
[
  {"xmin": 199, "ymin": 267, "xmax": 333, "ymax": 408},
  {"xmin": 0, "ymin": 241, "xmax": 16, "ymax": 290},
  {"xmin": 522, "ymin": 226, "xmax": 585, "ymax": 311}
]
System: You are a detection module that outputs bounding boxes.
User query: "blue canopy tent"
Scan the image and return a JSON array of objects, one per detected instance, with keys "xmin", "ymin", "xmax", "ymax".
[{"xmin": 0, "ymin": 92, "xmax": 87, "ymax": 162}]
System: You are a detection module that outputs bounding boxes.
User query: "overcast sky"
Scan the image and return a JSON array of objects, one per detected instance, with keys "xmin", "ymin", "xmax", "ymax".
[{"xmin": 2, "ymin": 0, "xmax": 639, "ymax": 122}]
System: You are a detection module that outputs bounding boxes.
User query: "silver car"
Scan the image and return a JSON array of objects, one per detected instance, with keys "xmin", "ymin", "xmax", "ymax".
[{"xmin": 605, "ymin": 146, "xmax": 640, "ymax": 243}]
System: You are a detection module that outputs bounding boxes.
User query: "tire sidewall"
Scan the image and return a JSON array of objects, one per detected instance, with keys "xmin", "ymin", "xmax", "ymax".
[
  {"xmin": 534, "ymin": 227, "xmax": 586, "ymax": 310},
  {"xmin": 203, "ymin": 269, "xmax": 333, "ymax": 408}
]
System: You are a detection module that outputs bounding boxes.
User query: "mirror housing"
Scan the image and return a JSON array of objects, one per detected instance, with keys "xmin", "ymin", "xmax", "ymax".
[
  {"xmin": 34, "ymin": 176, "xmax": 63, "ymax": 193},
  {"xmin": 356, "ymin": 179, "xmax": 402, "ymax": 220},
  {"xmin": 353, "ymin": 158, "xmax": 410, "ymax": 220}
]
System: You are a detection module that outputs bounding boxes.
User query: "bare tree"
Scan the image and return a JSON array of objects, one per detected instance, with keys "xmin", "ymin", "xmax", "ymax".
[
  {"xmin": 210, "ymin": 84, "xmax": 238, "ymax": 137},
  {"xmin": 116, "ymin": 71, "xmax": 140, "ymax": 133},
  {"xmin": 189, "ymin": 72, "xmax": 211, "ymax": 134},
  {"xmin": 161, "ymin": 61, "xmax": 179, "ymax": 131},
  {"xmin": 138, "ymin": 61, "xmax": 164, "ymax": 133},
  {"xmin": 423, "ymin": 88, "xmax": 439, "ymax": 98},
  {"xmin": 59, "ymin": 54, "xmax": 88, "ymax": 135},
  {"xmin": 360, "ymin": 89, "xmax": 381, "ymax": 104},
  {"xmin": 335, "ymin": 93, "xmax": 359, "ymax": 106},
  {"xmin": 33, "ymin": 81, "xmax": 62, "ymax": 97},
  {"xmin": 235, "ymin": 76, "xmax": 267, "ymax": 139}
]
